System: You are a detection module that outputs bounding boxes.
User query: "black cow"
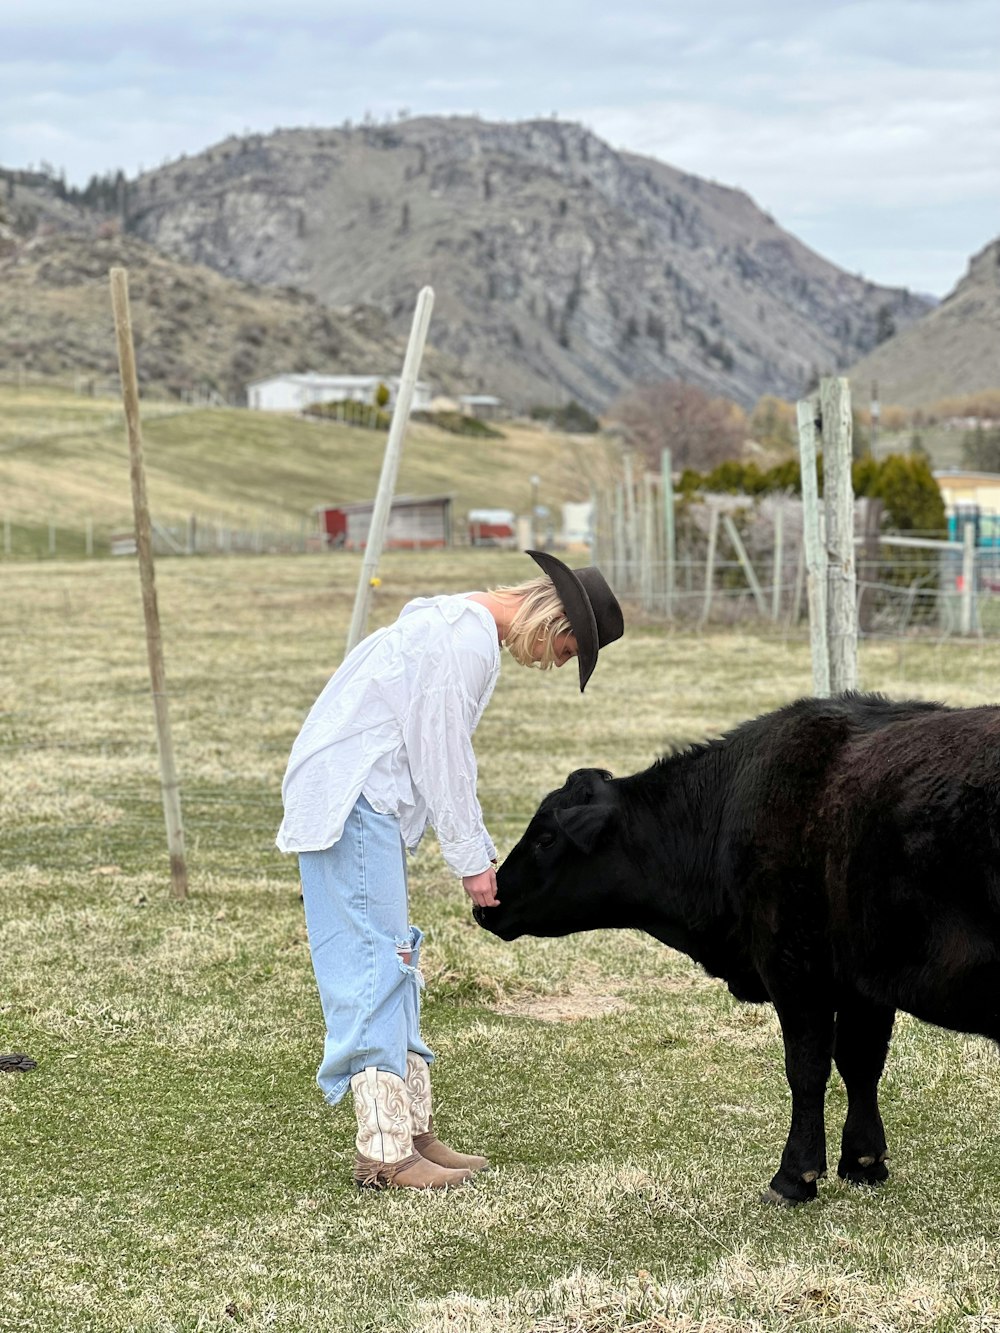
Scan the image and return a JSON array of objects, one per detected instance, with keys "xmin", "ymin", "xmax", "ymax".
[{"xmin": 475, "ymin": 692, "xmax": 1000, "ymax": 1204}]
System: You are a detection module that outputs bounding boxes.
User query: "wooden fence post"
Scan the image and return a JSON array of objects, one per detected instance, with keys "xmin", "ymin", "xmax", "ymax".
[
  {"xmin": 661, "ymin": 449, "xmax": 676, "ymax": 619},
  {"xmin": 622, "ymin": 452, "xmax": 638, "ymax": 596},
  {"xmin": 961, "ymin": 521, "xmax": 977, "ymax": 635},
  {"xmin": 771, "ymin": 506, "xmax": 784, "ymax": 621},
  {"xmin": 797, "ymin": 399, "xmax": 831, "ymax": 696},
  {"xmin": 700, "ymin": 505, "xmax": 719, "ymax": 627},
  {"xmin": 109, "ymin": 266, "xmax": 188, "ymax": 901},
  {"xmin": 857, "ymin": 497, "xmax": 883, "ymax": 633},
  {"xmin": 613, "ymin": 484, "xmax": 626, "ymax": 590},
  {"xmin": 789, "ymin": 541, "xmax": 806, "ymax": 629},
  {"xmin": 820, "ymin": 376, "xmax": 858, "ymax": 692},
  {"xmin": 641, "ymin": 473, "xmax": 656, "ymax": 611}
]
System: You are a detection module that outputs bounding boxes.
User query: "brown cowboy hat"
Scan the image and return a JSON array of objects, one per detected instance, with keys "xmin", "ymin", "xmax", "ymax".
[{"xmin": 526, "ymin": 550, "xmax": 624, "ymax": 692}]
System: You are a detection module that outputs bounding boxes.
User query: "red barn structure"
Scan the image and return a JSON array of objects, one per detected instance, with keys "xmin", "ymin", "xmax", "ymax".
[
  {"xmin": 316, "ymin": 495, "xmax": 453, "ymax": 550},
  {"xmin": 468, "ymin": 508, "xmax": 517, "ymax": 547}
]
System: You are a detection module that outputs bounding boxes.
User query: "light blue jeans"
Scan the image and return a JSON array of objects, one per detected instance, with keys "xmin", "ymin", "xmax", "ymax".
[{"xmin": 298, "ymin": 794, "xmax": 434, "ymax": 1106}]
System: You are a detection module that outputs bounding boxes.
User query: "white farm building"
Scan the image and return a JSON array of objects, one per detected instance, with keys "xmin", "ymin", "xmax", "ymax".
[{"xmin": 247, "ymin": 373, "xmax": 433, "ymax": 413}]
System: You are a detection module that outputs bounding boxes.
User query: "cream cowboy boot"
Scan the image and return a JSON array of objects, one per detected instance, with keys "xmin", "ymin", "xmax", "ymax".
[
  {"xmin": 350, "ymin": 1067, "xmax": 474, "ymax": 1190},
  {"xmin": 405, "ymin": 1052, "xmax": 490, "ymax": 1173}
]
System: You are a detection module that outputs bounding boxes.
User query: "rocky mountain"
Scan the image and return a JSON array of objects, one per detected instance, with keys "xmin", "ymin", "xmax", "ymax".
[
  {"xmin": 3, "ymin": 122, "xmax": 936, "ymax": 411},
  {"xmin": 847, "ymin": 238, "xmax": 1000, "ymax": 408},
  {"xmin": 113, "ymin": 117, "xmax": 929, "ymax": 412},
  {"xmin": 0, "ymin": 225, "xmax": 449, "ymax": 401}
]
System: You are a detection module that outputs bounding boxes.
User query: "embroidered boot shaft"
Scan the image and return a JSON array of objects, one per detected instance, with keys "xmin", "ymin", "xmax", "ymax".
[
  {"xmin": 350, "ymin": 1067, "xmax": 473, "ymax": 1190},
  {"xmin": 405, "ymin": 1053, "xmax": 490, "ymax": 1173}
]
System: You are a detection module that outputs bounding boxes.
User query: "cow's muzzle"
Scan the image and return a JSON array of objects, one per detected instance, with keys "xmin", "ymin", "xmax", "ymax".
[{"xmin": 472, "ymin": 904, "xmax": 520, "ymax": 941}]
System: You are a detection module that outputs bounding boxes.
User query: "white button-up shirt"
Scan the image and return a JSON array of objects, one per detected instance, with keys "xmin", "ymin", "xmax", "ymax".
[{"xmin": 276, "ymin": 595, "xmax": 501, "ymax": 877}]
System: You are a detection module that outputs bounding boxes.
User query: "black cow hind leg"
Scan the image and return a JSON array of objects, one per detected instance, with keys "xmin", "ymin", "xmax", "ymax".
[
  {"xmin": 764, "ymin": 992, "xmax": 835, "ymax": 1206},
  {"xmin": 833, "ymin": 995, "xmax": 894, "ymax": 1188}
]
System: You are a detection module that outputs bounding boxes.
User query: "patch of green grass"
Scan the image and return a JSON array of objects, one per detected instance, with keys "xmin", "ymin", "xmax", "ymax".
[{"xmin": 3, "ymin": 552, "xmax": 1000, "ymax": 1331}]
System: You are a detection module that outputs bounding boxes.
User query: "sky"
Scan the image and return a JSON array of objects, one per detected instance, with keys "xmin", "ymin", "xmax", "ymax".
[{"xmin": 3, "ymin": 0, "xmax": 998, "ymax": 298}]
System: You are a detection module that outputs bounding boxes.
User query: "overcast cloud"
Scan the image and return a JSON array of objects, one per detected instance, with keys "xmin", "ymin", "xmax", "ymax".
[{"xmin": 3, "ymin": 0, "xmax": 998, "ymax": 296}]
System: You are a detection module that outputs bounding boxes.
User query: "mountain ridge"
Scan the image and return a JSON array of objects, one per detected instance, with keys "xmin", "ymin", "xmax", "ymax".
[
  {"xmin": 9, "ymin": 117, "xmax": 987, "ymax": 413},
  {"xmin": 118, "ymin": 116, "xmax": 930, "ymax": 410},
  {"xmin": 847, "ymin": 238, "xmax": 1000, "ymax": 408}
]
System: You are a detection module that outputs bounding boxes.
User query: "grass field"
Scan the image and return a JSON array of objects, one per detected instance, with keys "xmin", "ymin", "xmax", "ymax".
[
  {"xmin": 4, "ymin": 550, "xmax": 1000, "ymax": 1332},
  {"xmin": 0, "ymin": 385, "xmax": 615, "ymax": 559}
]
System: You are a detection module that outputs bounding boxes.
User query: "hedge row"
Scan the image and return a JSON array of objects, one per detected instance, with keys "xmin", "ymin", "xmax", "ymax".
[{"xmin": 678, "ymin": 454, "xmax": 946, "ymax": 534}]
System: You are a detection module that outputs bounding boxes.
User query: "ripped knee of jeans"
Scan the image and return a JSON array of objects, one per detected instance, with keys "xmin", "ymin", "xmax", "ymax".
[{"xmin": 395, "ymin": 926, "xmax": 425, "ymax": 988}]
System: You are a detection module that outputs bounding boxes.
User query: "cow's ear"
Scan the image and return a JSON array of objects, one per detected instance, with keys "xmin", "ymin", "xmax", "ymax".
[
  {"xmin": 564, "ymin": 768, "xmax": 613, "ymax": 803},
  {"xmin": 554, "ymin": 802, "xmax": 614, "ymax": 854}
]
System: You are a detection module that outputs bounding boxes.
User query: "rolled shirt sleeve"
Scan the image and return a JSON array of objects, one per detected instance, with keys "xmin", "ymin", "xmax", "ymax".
[{"xmin": 401, "ymin": 632, "xmax": 496, "ymax": 879}]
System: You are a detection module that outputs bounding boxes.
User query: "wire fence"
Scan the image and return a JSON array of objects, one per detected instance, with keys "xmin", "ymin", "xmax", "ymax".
[
  {"xmin": 4, "ymin": 542, "xmax": 1000, "ymax": 897},
  {"xmin": 0, "ymin": 514, "xmax": 320, "ymax": 560},
  {"xmin": 593, "ymin": 490, "xmax": 1000, "ymax": 638}
]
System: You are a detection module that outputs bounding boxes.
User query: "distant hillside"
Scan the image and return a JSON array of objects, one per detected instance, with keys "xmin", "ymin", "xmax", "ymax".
[
  {"xmin": 0, "ymin": 385, "xmax": 615, "ymax": 553},
  {"xmin": 848, "ymin": 239, "xmax": 1000, "ymax": 408},
  {"xmin": 105, "ymin": 117, "xmax": 929, "ymax": 412},
  {"xmin": 0, "ymin": 228, "xmax": 449, "ymax": 401}
]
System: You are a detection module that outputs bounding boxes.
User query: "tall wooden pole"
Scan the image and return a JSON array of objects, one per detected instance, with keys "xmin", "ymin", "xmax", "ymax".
[
  {"xmin": 109, "ymin": 267, "xmax": 188, "ymax": 900},
  {"xmin": 345, "ymin": 286, "xmax": 434, "ymax": 655},
  {"xmin": 820, "ymin": 376, "xmax": 858, "ymax": 692},
  {"xmin": 797, "ymin": 399, "xmax": 830, "ymax": 696}
]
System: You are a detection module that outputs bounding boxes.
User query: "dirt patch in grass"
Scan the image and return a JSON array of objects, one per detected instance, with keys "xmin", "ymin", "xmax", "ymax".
[{"xmin": 495, "ymin": 985, "xmax": 634, "ymax": 1023}]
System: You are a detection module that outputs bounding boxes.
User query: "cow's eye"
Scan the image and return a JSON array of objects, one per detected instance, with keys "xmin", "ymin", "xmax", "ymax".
[{"xmin": 535, "ymin": 831, "xmax": 556, "ymax": 850}]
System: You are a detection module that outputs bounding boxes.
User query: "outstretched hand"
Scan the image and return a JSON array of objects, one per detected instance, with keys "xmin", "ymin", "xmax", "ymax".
[{"xmin": 463, "ymin": 865, "xmax": 499, "ymax": 908}]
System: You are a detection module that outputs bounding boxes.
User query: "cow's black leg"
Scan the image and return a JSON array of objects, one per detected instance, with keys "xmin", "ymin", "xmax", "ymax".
[
  {"xmin": 834, "ymin": 996, "xmax": 894, "ymax": 1187},
  {"xmin": 764, "ymin": 994, "xmax": 835, "ymax": 1205}
]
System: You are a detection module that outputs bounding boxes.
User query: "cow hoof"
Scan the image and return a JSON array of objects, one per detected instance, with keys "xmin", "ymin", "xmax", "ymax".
[
  {"xmin": 761, "ymin": 1187, "xmax": 795, "ymax": 1207},
  {"xmin": 763, "ymin": 1169, "xmax": 819, "ymax": 1206},
  {"xmin": 837, "ymin": 1152, "xmax": 889, "ymax": 1187}
]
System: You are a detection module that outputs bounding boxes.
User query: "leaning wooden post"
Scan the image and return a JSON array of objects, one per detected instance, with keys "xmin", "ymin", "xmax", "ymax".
[
  {"xmin": 820, "ymin": 376, "xmax": 858, "ymax": 692},
  {"xmin": 109, "ymin": 267, "xmax": 188, "ymax": 900},
  {"xmin": 797, "ymin": 398, "xmax": 830, "ymax": 696},
  {"xmin": 722, "ymin": 513, "xmax": 767, "ymax": 616},
  {"xmin": 346, "ymin": 286, "xmax": 434, "ymax": 655}
]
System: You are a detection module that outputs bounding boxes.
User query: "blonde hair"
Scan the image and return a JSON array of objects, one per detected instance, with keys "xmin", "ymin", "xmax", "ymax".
[{"xmin": 490, "ymin": 574, "xmax": 573, "ymax": 669}]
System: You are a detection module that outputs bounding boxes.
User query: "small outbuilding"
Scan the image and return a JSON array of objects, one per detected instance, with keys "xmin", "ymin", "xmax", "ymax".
[
  {"xmin": 935, "ymin": 470, "xmax": 1000, "ymax": 548},
  {"xmin": 458, "ymin": 394, "xmax": 504, "ymax": 420},
  {"xmin": 468, "ymin": 508, "xmax": 516, "ymax": 547},
  {"xmin": 316, "ymin": 495, "xmax": 453, "ymax": 550},
  {"xmin": 247, "ymin": 373, "xmax": 433, "ymax": 413}
]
